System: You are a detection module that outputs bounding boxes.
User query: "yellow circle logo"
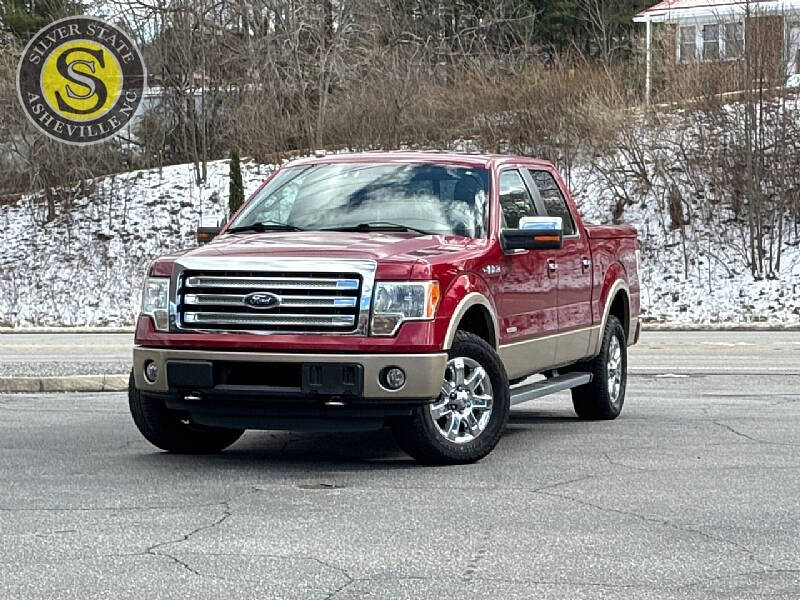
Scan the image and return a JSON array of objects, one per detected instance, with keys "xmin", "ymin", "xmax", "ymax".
[
  {"xmin": 17, "ymin": 17, "xmax": 146, "ymax": 144},
  {"xmin": 40, "ymin": 40, "xmax": 123, "ymax": 122}
]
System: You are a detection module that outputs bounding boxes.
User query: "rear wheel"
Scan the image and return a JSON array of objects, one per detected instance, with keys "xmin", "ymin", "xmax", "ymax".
[
  {"xmin": 128, "ymin": 372, "xmax": 244, "ymax": 453},
  {"xmin": 391, "ymin": 331, "xmax": 510, "ymax": 465},
  {"xmin": 570, "ymin": 315, "xmax": 627, "ymax": 420}
]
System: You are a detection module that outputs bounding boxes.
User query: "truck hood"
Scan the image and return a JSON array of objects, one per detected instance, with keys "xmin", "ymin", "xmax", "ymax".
[{"xmin": 151, "ymin": 231, "xmax": 489, "ymax": 279}]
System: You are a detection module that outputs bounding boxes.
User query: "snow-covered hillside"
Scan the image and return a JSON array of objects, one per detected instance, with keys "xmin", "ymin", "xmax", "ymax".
[
  {"xmin": 573, "ymin": 171, "xmax": 800, "ymax": 327},
  {"xmin": 1, "ymin": 153, "xmax": 799, "ymax": 328},
  {"xmin": 0, "ymin": 160, "xmax": 273, "ymax": 327}
]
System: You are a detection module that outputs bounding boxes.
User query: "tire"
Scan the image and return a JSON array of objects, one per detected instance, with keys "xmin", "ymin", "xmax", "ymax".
[
  {"xmin": 128, "ymin": 372, "xmax": 244, "ymax": 453},
  {"xmin": 391, "ymin": 331, "xmax": 510, "ymax": 465},
  {"xmin": 570, "ymin": 315, "xmax": 627, "ymax": 420}
]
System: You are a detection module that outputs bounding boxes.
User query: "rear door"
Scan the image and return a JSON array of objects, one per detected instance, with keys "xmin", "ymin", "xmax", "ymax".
[
  {"xmin": 496, "ymin": 168, "xmax": 558, "ymax": 378},
  {"xmin": 525, "ymin": 168, "xmax": 594, "ymax": 364}
]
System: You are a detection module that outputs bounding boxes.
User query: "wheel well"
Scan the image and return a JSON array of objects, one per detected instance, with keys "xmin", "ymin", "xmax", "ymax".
[
  {"xmin": 456, "ymin": 305, "xmax": 496, "ymax": 348},
  {"xmin": 608, "ymin": 290, "xmax": 630, "ymax": 339}
]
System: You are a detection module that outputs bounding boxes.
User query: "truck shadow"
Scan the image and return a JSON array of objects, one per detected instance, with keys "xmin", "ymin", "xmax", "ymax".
[{"xmin": 129, "ymin": 410, "xmax": 580, "ymax": 471}]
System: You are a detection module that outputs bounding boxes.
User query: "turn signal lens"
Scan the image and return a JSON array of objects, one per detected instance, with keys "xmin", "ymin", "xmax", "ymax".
[{"xmin": 427, "ymin": 281, "xmax": 441, "ymax": 318}]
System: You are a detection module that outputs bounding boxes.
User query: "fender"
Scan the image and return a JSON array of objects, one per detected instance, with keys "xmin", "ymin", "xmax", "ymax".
[
  {"xmin": 591, "ymin": 276, "xmax": 631, "ymax": 356},
  {"xmin": 440, "ymin": 273, "xmax": 500, "ymax": 350}
]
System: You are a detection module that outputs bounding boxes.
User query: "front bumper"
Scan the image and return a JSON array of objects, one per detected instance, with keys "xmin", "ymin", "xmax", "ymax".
[{"xmin": 133, "ymin": 347, "xmax": 447, "ymax": 400}]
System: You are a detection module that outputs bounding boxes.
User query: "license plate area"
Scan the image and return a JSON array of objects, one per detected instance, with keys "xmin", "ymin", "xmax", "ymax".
[{"xmin": 301, "ymin": 363, "xmax": 363, "ymax": 396}]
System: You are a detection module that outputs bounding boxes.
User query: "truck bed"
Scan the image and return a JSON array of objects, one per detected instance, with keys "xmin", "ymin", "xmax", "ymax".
[{"xmin": 584, "ymin": 224, "xmax": 638, "ymax": 239}]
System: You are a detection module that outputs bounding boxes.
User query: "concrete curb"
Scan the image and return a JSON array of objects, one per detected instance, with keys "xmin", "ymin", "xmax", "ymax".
[
  {"xmin": 0, "ymin": 374, "xmax": 129, "ymax": 393},
  {"xmin": 640, "ymin": 323, "xmax": 800, "ymax": 331}
]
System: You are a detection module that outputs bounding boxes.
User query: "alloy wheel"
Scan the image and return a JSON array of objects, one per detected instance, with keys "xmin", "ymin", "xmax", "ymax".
[{"xmin": 429, "ymin": 356, "xmax": 494, "ymax": 444}]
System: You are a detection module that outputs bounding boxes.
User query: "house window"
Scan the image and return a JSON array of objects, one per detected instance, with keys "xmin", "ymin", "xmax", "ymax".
[
  {"xmin": 703, "ymin": 24, "xmax": 720, "ymax": 60},
  {"xmin": 680, "ymin": 26, "xmax": 696, "ymax": 62},
  {"xmin": 724, "ymin": 22, "xmax": 744, "ymax": 58}
]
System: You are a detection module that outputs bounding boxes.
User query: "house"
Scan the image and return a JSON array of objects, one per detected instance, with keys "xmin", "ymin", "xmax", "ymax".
[{"xmin": 634, "ymin": 0, "xmax": 800, "ymax": 103}]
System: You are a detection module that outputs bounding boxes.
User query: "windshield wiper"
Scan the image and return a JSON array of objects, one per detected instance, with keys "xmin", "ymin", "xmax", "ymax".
[
  {"xmin": 226, "ymin": 220, "xmax": 304, "ymax": 234},
  {"xmin": 322, "ymin": 222, "xmax": 434, "ymax": 236}
]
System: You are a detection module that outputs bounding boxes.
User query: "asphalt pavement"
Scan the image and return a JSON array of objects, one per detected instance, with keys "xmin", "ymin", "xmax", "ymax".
[
  {"xmin": 0, "ymin": 332, "xmax": 132, "ymax": 377},
  {"xmin": 2, "ymin": 329, "xmax": 800, "ymax": 377},
  {"xmin": 1, "ymin": 331, "xmax": 799, "ymax": 598}
]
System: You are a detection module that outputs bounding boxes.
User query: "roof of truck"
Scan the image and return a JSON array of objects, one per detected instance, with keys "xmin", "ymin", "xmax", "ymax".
[{"xmin": 286, "ymin": 151, "xmax": 554, "ymax": 170}]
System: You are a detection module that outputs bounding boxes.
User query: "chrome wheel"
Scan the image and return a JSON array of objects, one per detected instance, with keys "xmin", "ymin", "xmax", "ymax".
[
  {"xmin": 607, "ymin": 334, "xmax": 623, "ymax": 404},
  {"xmin": 429, "ymin": 357, "xmax": 494, "ymax": 445}
]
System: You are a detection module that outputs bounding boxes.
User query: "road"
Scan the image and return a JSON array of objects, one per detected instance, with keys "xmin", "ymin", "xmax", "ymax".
[
  {"xmin": 2, "ymin": 329, "xmax": 800, "ymax": 376},
  {"xmin": 0, "ymin": 333, "xmax": 132, "ymax": 377},
  {"xmin": 1, "ymin": 331, "xmax": 799, "ymax": 598}
]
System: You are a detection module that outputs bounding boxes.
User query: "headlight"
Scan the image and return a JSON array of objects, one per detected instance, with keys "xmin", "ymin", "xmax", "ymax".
[
  {"xmin": 371, "ymin": 281, "xmax": 440, "ymax": 336},
  {"xmin": 141, "ymin": 277, "xmax": 169, "ymax": 331}
]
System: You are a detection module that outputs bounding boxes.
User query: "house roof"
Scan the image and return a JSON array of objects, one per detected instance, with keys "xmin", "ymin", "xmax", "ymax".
[{"xmin": 633, "ymin": 0, "xmax": 800, "ymax": 22}]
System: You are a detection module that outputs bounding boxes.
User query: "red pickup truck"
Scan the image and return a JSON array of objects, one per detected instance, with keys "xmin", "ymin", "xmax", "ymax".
[{"xmin": 130, "ymin": 152, "xmax": 640, "ymax": 464}]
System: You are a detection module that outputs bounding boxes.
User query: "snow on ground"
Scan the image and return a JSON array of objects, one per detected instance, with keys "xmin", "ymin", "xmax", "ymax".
[
  {"xmin": 573, "ymin": 172, "xmax": 800, "ymax": 326},
  {"xmin": 1, "ymin": 142, "xmax": 799, "ymax": 328},
  {"xmin": 0, "ymin": 160, "xmax": 273, "ymax": 327},
  {"xmin": 570, "ymin": 103, "xmax": 800, "ymax": 327}
]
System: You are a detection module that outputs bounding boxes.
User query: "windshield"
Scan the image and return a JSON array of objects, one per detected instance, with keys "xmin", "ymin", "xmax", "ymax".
[{"xmin": 229, "ymin": 162, "xmax": 490, "ymax": 237}]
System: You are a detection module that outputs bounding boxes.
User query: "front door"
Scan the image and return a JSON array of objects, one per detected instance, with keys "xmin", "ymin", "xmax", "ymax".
[
  {"xmin": 525, "ymin": 168, "xmax": 594, "ymax": 366},
  {"xmin": 496, "ymin": 168, "xmax": 558, "ymax": 379}
]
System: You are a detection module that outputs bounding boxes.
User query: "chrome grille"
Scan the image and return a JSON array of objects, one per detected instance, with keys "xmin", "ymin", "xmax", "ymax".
[{"xmin": 177, "ymin": 270, "xmax": 362, "ymax": 333}]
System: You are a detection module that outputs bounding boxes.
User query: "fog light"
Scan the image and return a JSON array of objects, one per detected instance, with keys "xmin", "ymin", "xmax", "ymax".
[
  {"xmin": 144, "ymin": 360, "xmax": 159, "ymax": 383},
  {"xmin": 383, "ymin": 367, "xmax": 406, "ymax": 390}
]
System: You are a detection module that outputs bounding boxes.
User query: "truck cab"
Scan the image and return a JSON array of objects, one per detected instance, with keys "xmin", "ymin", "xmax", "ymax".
[{"xmin": 130, "ymin": 152, "xmax": 640, "ymax": 464}]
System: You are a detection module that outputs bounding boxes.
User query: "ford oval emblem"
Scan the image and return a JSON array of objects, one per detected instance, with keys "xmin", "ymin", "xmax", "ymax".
[{"xmin": 243, "ymin": 292, "xmax": 281, "ymax": 310}]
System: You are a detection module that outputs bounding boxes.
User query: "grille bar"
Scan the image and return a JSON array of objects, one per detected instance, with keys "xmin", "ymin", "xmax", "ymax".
[
  {"xmin": 183, "ymin": 312, "xmax": 356, "ymax": 327},
  {"xmin": 185, "ymin": 276, "xmax": 360, "ymax": 290},
  {"xmin": 183, "ymin": 294, "xmax": 358, "ymax": 309},
  {"xmin": 177, "ymin": 269, "xmax": 363, "ymax": 333}
]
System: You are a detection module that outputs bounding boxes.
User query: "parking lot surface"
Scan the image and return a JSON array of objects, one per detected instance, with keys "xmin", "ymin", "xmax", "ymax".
[{"xmin": 1, "ymin": 332, "xmax": 799, "ymax": 598}]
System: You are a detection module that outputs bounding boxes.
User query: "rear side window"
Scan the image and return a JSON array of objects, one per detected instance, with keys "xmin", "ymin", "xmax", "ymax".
[
  {"xmin": 499, "ymin": 170, "xmax": 538, "ymax": 228},
  {"xmin": 529, "ymin": 170, "xmax": 576, "ymax": 236}
]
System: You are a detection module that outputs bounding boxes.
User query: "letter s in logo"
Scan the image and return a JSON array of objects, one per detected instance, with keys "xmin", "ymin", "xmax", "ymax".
[{"xmin": 54, "ymin": 47, "xmax": 107, "ymax": 115}]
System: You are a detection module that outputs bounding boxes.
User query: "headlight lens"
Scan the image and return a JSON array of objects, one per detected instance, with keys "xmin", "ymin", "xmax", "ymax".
[
  {"xmin": 371, "ymin": 281, "xmax": 440, "ymax": 336},
  {"xmin": 141, "ymin": 277, "xmax": 170, "ymax": 331}
]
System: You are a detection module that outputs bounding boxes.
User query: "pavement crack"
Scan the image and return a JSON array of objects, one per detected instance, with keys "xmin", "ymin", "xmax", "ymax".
[
  {"xmin": 532, "ymin": 474, "xmax": 600, "ymax": 492},
  {"xmin": 674, "ymin": 568, "xmax": 800, "ymax": 590},
  {"xmin": 0, "ymin": 502, "xmax": 225, "ymax": 513},
  {"xmin": 713, "ymin": 420, "xmax": 800, "ymax": 447},
  {"xmin": 144, "ymin": 502, "xmax": 232, "ymax": 577},
  {"xmin": 537, "ymin": 489, "xmax": 776, "ymax": 570},
  {"xmin": 602, "ymin": 452, "xmax": 653, "ymax": 473}
]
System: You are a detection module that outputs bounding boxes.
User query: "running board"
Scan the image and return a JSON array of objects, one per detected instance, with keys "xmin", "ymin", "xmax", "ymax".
[{"xmin": 510, "ymin": 372, "xmax": 592, "ymax": 406}]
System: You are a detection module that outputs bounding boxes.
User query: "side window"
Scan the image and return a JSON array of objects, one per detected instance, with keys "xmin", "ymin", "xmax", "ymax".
[
  {"xmin": 499, "ymin": 170, "xmax": 537, "ymax": 229},
  {"xmin": 529, "ymin": 170, "xmax": 576, "ymax": 236}
]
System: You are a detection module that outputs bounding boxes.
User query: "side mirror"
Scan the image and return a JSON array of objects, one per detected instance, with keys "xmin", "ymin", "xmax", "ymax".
[
  {"xmin": 501, "ymin": 216, "xmax": 563, "ymax": 251},
  {"xmin": 195, "ymin": 214, "xmax": 225, "ymax": 245}
]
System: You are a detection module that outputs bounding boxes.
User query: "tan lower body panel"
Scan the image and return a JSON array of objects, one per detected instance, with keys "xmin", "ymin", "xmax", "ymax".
[
  {"xmin": 629, "ymin": 317, "xmax": 640, "ymax": 346},
  {"xmin": 133, "ymin": 347, "xmax": 447, "ymax": 400},
  {"xmin": 499, "ymin": 326, "xmax": 599, "ymax": 380}
]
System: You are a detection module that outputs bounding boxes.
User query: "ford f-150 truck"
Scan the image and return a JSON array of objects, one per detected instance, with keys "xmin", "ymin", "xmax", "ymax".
[{"xmin": 130, "ymin": 152, "xmax": 640, "ymax": 464}]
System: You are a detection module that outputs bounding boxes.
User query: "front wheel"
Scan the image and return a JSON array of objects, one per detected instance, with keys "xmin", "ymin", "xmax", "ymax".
[
  {"xmin": 128, "ymin": 372, "xmax": 244, "ymax": 453},
  {"xmin": 571, "ymin": 315, "xmax": 627, "ymax": 420},
  {"xmin": 391, "ymin": 331, "xmax": 510, "ymax": 465}
]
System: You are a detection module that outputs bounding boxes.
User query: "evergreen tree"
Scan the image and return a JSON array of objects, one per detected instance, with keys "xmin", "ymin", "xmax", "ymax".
[
  {"xmin": 1, "ymin": 0, "xmax": 76, "ymax": 40},
  {"xmin": 228, "ymin": 148, "xmax": 244, "ymax": 217}
]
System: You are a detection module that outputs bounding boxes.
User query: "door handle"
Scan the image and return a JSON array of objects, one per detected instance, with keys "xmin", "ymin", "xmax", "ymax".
[
  {"xmin": 547, "ymin": 259, "xmax": 558, "ymax": 273},
  {"xmin": 581, "ymin": 257, "xmax": 591, "ymax": 270}
]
